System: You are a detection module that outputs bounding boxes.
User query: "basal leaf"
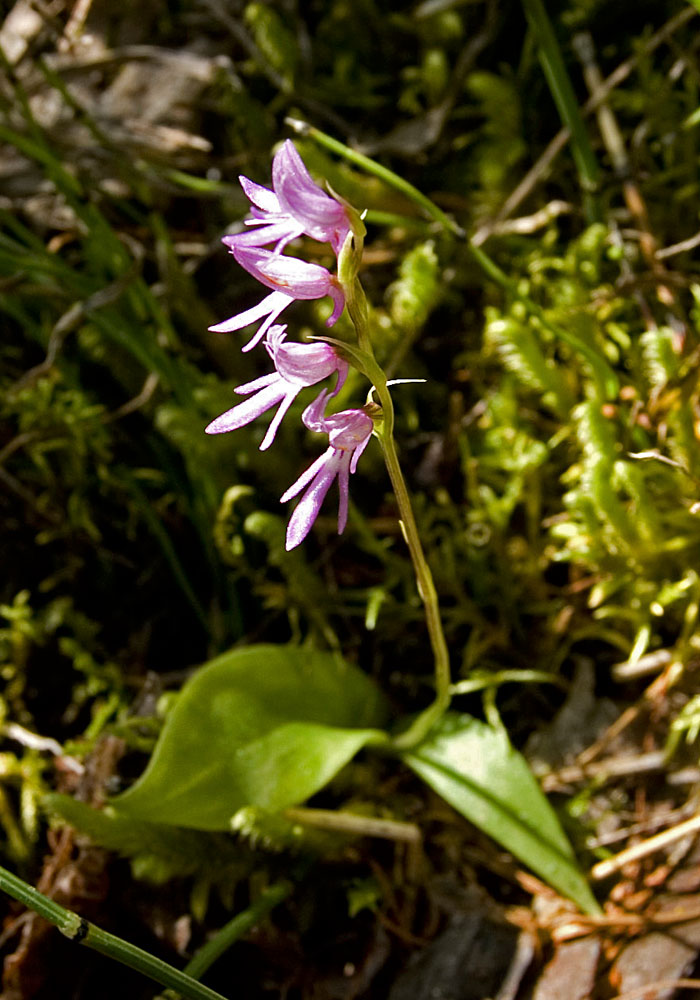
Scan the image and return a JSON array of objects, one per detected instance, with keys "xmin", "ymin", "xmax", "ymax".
[
  {"xmin": 402, "ymin": 713, "xmax": 599, "ymax": 914},
  {"xmin": 113, "ymin": 645, "xmax": 388, "ymax": 830},
  {"xmin": 46, "ymin": 794, "xmax": 249, "ymax": 883}
]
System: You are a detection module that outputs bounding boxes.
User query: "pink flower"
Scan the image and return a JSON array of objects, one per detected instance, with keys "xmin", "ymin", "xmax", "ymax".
[
  {"xmin": 205, "ymin": 327, "xmax": 348, "ymax": 451},
  {"xmin": 281, "ymin": 391, "xmax": 373, "ymax": 550},
  {"xmin": 272, "ymin": 140, "xmax": 350, "ymax": 254},
  {"xmin": 231, "ymin": 140, "xmax": 350, "ymax": 255},
  {"xmin": 209, "ymin": 245, "xmax": 345, "ymax": 352}
]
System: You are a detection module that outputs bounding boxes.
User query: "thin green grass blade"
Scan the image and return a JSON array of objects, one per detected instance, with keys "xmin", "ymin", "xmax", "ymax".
[{"xmin": 520, "ymin": 0, "xmax": 600, "ymax": 219}]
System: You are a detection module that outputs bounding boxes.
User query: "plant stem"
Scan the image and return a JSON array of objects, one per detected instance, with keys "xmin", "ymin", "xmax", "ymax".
[
  {"xmin": 0, "ymin": 864, "xmax": 230, "ymax": 1000},
  {"xmin": 183, "ymin": 882, "xmax": 290, "ymax": 982},
  {"xmin": 378, "ymin": 412, "xmax": 452, "ymax": 748},
  {"xmin": 285, "ymin": 117, "xmax": 465, "ymax": 238},
  {"xmin": 343, "ymin": 280, "xmax": 451, "ymax": 748},
  {"xmin": 297, "ymin": 119, "xmax": 617, "ymax": 400}
]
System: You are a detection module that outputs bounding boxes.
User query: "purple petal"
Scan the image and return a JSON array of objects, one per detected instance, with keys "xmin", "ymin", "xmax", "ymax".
[
  {"xmin": 332, "ymin": 362, "xmax": 348, "ymax": 396},
  {"xmin": 350, "ymin": 430, "xmax": 371, "ymax": 473},
  {"xmin": 272, "ymin": 141, "xmax": 350, "ymax": 249},
  {"xmin": 284, "ymin": 451, "xmax": 343, "ymax": 550},
  {"xmin": 257, "ymin": 255, "xmax": 334, "ymax": 297},
  {"xmin": 233, "ymin": 245, "xmax": 335, "ymax": 300},
  {"xmin": 273, "ymin": 340, "xmax": 344, "ymax": 387},
  {"xmin": 259, "ymin": 391, "xmax": 297, "ymax": 451},
  {"xmin": 280, "ymin": 449, "xmax": 331, "ymax": 503},
  {"xmin": 325, "ymin": 409, "xmax": 374, "ymax": 451},
  {"xmin": 300, "ymin": 389, "xmax": 332, "ymax": 433},
  {"xmin": 209, "ymin": 290, "xmax": 291, "ymax": 334},
  {"xmin": 239, "ymin": 176, "xmax": 280, "ymax": 214},
  {"xmin": 209, "ymin": 291, "xmax": 294, "ymax": 352},
  {"xmin": 234, "ymin": 372, "xmax": 279, "ymax": 395},
  {"xmin": 336, "ymin": 452, "xmax": 352, "ymax": 534},
  {"xmin": 263, "ymin": 324, "xmax": 288, "ymax": 361},
  {"xmin": 325, "ymin": 284, "xmax": 345, "ymax": 326},
  {"xmin": 205, "ymin": 382, "xmax": 287, "ymax": 435},
  {"xmin": 225, "ymin": 220, "xmax": 304, "ymax": 251}
]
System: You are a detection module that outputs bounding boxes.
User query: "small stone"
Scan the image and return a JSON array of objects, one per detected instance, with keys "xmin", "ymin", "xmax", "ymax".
[{"xmin": 532, "ymin": 937, "xmax": 601, "ymax": 1000}]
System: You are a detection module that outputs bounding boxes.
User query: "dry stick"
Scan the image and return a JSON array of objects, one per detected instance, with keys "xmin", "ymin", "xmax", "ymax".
[
  {"xmin": 283, "ymin": 808, "xmax": 422, "ymax": 844},
  {"xmin": 577, "ymin": 658, "xmax": 683, "ymax": 767},
  {"xmin": 572, "ymin": 31, "xmax": 678, "ymax": 316},
  {"xmin": 591, "ymin": 811, "xmax": 700, "ymax": 881},
  {"xmin": 60, "ymin": 0, "xmax": 95, "ymax": 51},
  {"xmin": 540, "ymin": 750, "xmax": 668, "ymax": 795},
  {"xmin": 611, "ymin": 649, "xmax": 673, "ymax": 682},
  {"xmin": 471, "ymin": 6, "xmax": 696, "ymax": 246},
  {"xmin": 657, "ymin": 230, "xmax": 700, "ymax": 259}
]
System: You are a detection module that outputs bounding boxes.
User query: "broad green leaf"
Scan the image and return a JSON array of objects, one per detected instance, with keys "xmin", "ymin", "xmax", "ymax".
[
  {"xmin": 113, "ymin": 645, "xmax": 388, "ymax": 830},
  {"xmin": 46, "ymin": 794, "xmax": 250, "ymax": 884},
  {"xmin": 402, "ymin": 713, "xmax": 600, "ymax": 915}
]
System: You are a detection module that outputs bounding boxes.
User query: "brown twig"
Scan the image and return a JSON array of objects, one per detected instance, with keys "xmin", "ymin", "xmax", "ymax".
[
  {"xmin": 577, "ymin": 659, "xmax": 684, "ymax": 767},
  {"xmin": 591, "ymin": 813, "xmax": 700, "ymax": 881},
  {"xmin": 472, "ymin": 7, "xmax": 696, "ymax": 245},
  {"xmin": 573, "ymin": 31, "xmax": 679, "ymax": 319}
]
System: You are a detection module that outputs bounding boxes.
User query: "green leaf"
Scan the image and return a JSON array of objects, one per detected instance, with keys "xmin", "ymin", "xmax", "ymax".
[
  {"xmin": 402, "ymin": 713, "xmax": 600, "ymax": 915},
  {"xmin": 46, "ymin": 794, "xmax": 250, "ymax": 884},
  {"xmin": 113, "ymin": 645, "xmax": 388, "ymax": 830}
]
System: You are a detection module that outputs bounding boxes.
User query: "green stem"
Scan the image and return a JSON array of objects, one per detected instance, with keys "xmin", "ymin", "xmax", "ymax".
[
  {"xmin": 183, "ymin": 883, "xmax": 290, "ymax": 982},
  {"xmin": 317, "ymin": 125, "xmax": 613, "ymax": 736},
  {"xmin": 285, "ymin": 118, "xmax": 464, "ymax": 238},
  {"xmin": 378, "ymin": 411, "xmax": 452, "ymax": 748},
  {"xmin": 0, "ymin": 864, "xmax": 229, "ymax": 1000},
  {"xmin": 296, "ymin": 120, "xmax": 617, "ymax": 400},
  {"xmin": 343, "ymin": 278, "xmax": 451, "ymax": 748}
]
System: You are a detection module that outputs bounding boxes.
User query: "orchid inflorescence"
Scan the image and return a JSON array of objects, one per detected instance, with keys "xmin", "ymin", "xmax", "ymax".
[{"xmin": 206, "ymin": 140, "xmax": 372, "ymax": 550}]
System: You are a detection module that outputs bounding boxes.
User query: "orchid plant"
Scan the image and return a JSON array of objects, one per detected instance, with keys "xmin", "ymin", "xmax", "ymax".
[
  {"xmin": 59, "ymin": 138, "xmax": 599, "ymax": 918},
  {"xmin": 205, "ymin": 140, "xmax": 452, "ymax": 743},
  {"xmin": 150, "ymin": 139, "xmax": 593, "ymax": 913}
]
